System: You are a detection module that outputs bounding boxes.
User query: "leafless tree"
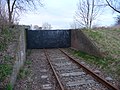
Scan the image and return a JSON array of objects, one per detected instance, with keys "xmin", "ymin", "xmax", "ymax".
[
  {"xmin": 0, "ymin": 1, "xmax": 9, "ymax": 30},
  {"xmin": 34, "ymin": 25, "xmax": 39, "ymax": 30},
  {"xmin": 4, "ymin": 0, "xmax": 43, "ymax": 26},
  {"xmin": 106, "ymin": 0, "xmax": 120, "ymax": 13},
  {"xmin": 42, "ymin": 22, "xmax": 52, "ymax": 30},
  {"xmin": 70, "ymin": 18, "xmax": 78, "ymax": 29},
  {"xmin": 75, "ymin": 0, "xmax": 104, "ymax": 29}
]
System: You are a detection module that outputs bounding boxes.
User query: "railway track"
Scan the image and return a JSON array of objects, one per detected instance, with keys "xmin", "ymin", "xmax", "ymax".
[
  {"xmin": 44, "ymin": 49, "xmax": 119, "ymax": 90},
  {"xmin": 14, "ymin": 49, "xmax": 61, "ymax": 90}
]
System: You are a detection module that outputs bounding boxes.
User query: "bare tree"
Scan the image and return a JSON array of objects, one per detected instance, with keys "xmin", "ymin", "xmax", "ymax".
[
  {"xmin": 75, "ymin": 0, "xmax": 103, "ymax": 29},
  {"xmin": 106, "ymin": 0, "xmax": 120, "ymax": 13},
  {"xmin": 70, "ymin": 18, "xmax": 78, "ymax": 29},
  {"xmin": 4, "ymin": 0, "xmax": 43, "ymax": 26},
  {"xmin": 115, "ymin": 15, "xmax": 120, "ymax": 26},
  {"xmin": 33, "ymin": 25, "xmax": 39, "ymax": 30},
  {"xmin": 0, "ymin": 1, "xmax": 9, "ymax": 30},
  {"xmin": 42, "ymin": 22, "xmax": 52, "ymax": 30}
]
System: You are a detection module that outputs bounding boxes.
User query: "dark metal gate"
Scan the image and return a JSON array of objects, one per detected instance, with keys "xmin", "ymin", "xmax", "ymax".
[{"xmin": 26, "ymin": 30, "xmax": 71, "ymax": 49}]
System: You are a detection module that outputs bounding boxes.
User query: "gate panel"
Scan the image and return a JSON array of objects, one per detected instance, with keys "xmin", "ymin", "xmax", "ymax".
[{"xmin": 26, "ymin": 30, "xmax": 71, "ymax": 49}]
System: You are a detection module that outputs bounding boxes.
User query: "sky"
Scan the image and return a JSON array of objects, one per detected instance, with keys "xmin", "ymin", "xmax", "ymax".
[{"xmin": 19, "ymin": 0, "xmax": 118, "ymax": 29}]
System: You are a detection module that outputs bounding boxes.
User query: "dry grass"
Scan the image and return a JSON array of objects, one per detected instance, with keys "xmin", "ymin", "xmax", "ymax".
[
  {"xmin": 82, "ymin": 29, "xmax": 120, "ymax": 81},
  {"xmin": 0, "ymin": 28, "xmax": 20, "ymax": 89}
]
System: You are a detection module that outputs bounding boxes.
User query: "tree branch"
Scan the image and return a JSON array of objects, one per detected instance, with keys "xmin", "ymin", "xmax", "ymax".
[
  {"xmin": 106, "ymin": 0, "xmax": 120, "ymax": 13},
  {"xmin": 11, "ymin": 0, "xmax": 17, "ymax": 13}
]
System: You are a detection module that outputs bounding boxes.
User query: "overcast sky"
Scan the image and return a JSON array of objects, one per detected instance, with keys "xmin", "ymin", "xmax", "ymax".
[{"xmin": 19, "ymin": 0, "xmax": 118, "ymax": 29}]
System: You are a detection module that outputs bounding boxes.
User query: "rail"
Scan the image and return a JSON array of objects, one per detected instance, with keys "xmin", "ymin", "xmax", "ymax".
[
  {"xmin": 59, "ymin": 48, "xmax": 119, "ymax": 90},
  {"xmin": 44, "ymin": 49, "xmax": 65, "ymax": 90}
]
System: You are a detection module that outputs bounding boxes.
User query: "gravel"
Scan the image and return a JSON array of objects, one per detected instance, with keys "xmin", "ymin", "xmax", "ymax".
[
  {"xmin": 14, "ymin": 49, "xmax": 60, "ymax": 90},
  {"xmin": 14, "ymin": 49, "xmax": 118, "ymax": 90},
  {"xmin": 47, "ymin": 49, "xmax": 109, "ymax": 90},
  {"xmin": 63, "ymin": 48, "xmax": 120, "ymax": 89}
]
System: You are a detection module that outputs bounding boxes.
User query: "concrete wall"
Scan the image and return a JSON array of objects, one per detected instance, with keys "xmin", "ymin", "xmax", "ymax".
[
  {"xmin": 71, "ymin": 29, "xmax": 102, "ymax": 57},
  {"xmin": 10, "ymin": 27, "xmax": 26, "ymax": 87}
]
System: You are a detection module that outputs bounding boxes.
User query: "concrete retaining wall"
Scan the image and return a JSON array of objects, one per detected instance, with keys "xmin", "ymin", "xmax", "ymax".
[
  {"xmin": 71, "ymin": 29, "xmax": 102, "ymax": 57},
  {"xmin": 10, "ymin": 27, "xmax": 26, "ymax": 87}
]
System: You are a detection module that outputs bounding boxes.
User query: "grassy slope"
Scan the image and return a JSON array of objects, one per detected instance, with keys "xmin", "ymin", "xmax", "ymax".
[
  {"xmin": 0, "ymin": 28, "xmax": 19, "ymax": 89},
  {"xmin": 83, "ymin": 29, "xmax": 120, "ymax": 58},
  {"xmin": 82, "ymin": 29, "xmax": 120, "ymax": 80}
]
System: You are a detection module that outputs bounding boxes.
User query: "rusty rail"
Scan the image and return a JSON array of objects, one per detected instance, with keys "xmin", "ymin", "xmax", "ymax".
[
  {"xmin": 59, "ymin": 49, "xmax": 119, "ymax": 90},
  {"xmin": 44, "ymin": 49, "xmax": 65, "ymax": 90}
]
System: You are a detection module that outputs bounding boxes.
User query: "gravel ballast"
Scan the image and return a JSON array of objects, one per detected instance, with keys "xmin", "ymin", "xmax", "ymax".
[{"xmin": 14, "ymin": 49, "xmax": 60, "ymax": 90}]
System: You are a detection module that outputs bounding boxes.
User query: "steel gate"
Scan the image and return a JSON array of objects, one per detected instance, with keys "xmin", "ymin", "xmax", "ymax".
[{"xmin": 26, "ymin": 30, "xmax": 71, "ymax": 49}]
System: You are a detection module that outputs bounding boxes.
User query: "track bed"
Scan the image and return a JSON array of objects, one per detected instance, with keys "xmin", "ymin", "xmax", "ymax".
[{"xmin": 14, "ymin": 49, "xmax": 118, "ymax": 90}]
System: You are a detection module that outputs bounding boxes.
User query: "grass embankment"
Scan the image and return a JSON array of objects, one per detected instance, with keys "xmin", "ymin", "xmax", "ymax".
[
  {"xmin": 72, "ymin": 29, "xmax": 120, "ymax": 81},
  {"xmin": 0, "ymin": 28, "xmax": 19, "ymax": 89}
]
